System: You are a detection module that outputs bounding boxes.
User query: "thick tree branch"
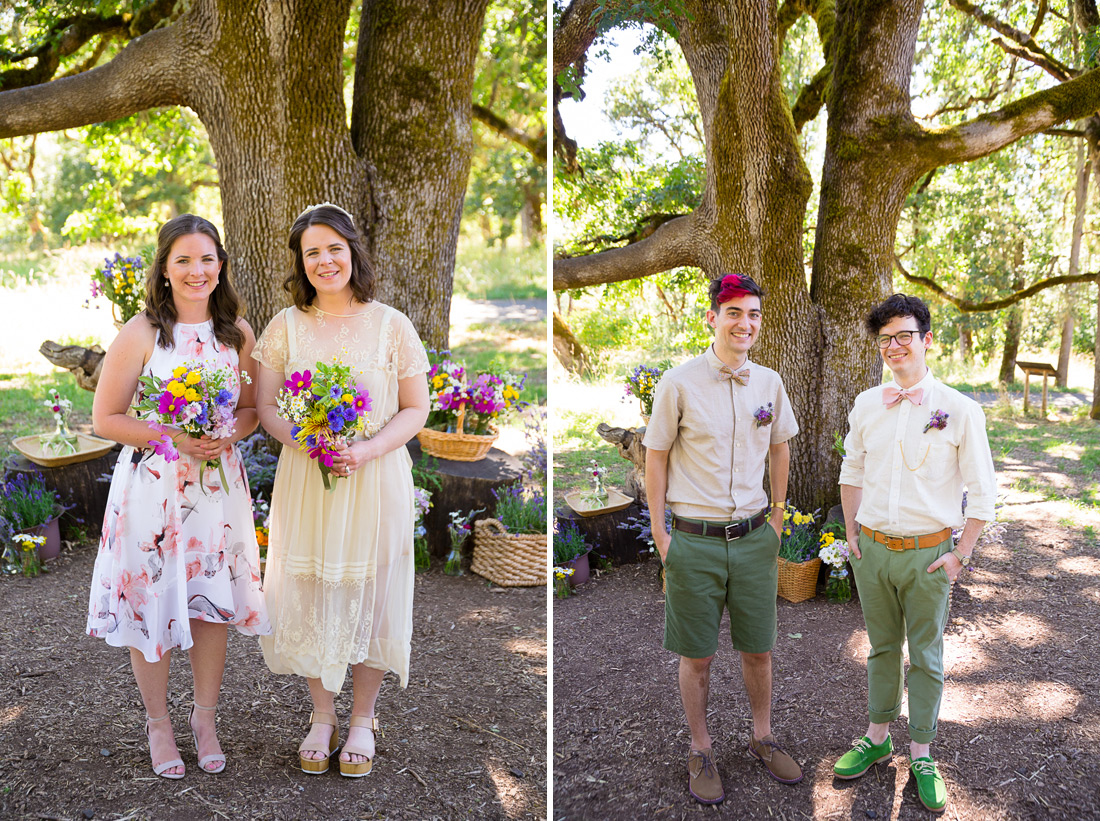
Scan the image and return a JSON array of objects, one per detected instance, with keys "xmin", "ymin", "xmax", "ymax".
[
  {"xmin": 554, "ymin": 214, "xmax": 696, "ymax": 290},
  {"xmin": 0, "ymin": 25, "xmax": 187, "ymax": 139},
  {"xmin": 792, "ymin": 65, "xmax": 829, "ymax": 131},
  {"xmin": 554, "ymin": 0, "xmax": 604, "ymax": 78},
  {"xmin": 471, "ymin": 103, "xmax": 546, "ymax": 163},
  {"xmin": 0, "ymin": 15, "xmax": 129, "ymax": 90},
  {"xmin": 918, "ymin": 66, "xmax": 1100, "ymax": 168},
  {"xmin": 893, "ymin": 255, "xmax": 1099, "ymax": 311},
  {"xmin": 947, "ymin": 0, "xmax": 1075, "ymax": 79},
  {"xmin": 567, "ymin": 212, "xmax": 688, "ymax": 253}
]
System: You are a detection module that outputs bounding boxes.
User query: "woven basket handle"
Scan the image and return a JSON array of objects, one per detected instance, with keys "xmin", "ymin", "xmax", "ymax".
[
  {"xmin": 456, "ymin": 400, "xmax": 467, "ymax": 433},
  {"xmin": 477, "ymin": 517, "xmax": 507, "ymax": 536}
]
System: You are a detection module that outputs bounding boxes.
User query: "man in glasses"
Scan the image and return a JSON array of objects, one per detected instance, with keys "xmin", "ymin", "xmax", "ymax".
[
  {"xmin": 835, "ymin": 293, "xmax": 996, "ymax": 813},
  {"xmin": 644, "ymin": 273, "xmax": 801, "ymax": 805}
]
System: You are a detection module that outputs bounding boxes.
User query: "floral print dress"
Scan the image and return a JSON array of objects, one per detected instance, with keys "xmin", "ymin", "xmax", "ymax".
[{"xmin": 86, "ymin": 320, "xmax": 270, "ymax": 661}]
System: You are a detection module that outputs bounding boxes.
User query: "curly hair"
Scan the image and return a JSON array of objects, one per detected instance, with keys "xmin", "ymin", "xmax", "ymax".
[{"xmin": 864, "ymin": 294, "xmax": 931, "ymax": 337}]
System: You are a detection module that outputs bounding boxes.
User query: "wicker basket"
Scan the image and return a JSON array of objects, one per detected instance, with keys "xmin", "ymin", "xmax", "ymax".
[
  {"xmin": 471, "ymin": 518, "xmax": 547, "ymax": 587},
  {"xmin": 777, "ymin": 556, "xmax": 821, "ymax": 603},
  {"xmin": 416, "ymin": 404, "xmax": 498, "ymax": 462}
]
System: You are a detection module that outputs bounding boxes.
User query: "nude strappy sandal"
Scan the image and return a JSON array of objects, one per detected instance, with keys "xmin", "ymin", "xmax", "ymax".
[
  {"xmin": 189, "ymin": 703, "xmax": 226, "ymax": 774},
  {"xmin": 339, "ymin": 715, "xmax": 380, "ymax": 778},
  {"xmin": 145, "ymin": 713, "xmax": 185, "ymax": 780},
  {"xmin": 298, "ymin": 711, "xmax": 340, "ymax": 774}
]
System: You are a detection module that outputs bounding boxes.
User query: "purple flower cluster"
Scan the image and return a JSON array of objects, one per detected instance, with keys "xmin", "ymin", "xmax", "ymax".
[
  {"xmin": 924, "ymin": 408, "xmax": 949, "ymax": 433},
  {"xmin": 753, "ymin": 402, "xmax": 775, "ymax": 427}
]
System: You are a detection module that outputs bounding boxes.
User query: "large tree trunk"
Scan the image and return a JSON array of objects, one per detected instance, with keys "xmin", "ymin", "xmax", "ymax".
[
  {"xmin": 0, "ymin": 0, "xmax": 492, "ymax": 346},
  {"xmin": 999, "ymin": 276, "xmax": 1025, "ymax": 385},
  {"xmin": 1057, "ymin": 140, "xmax": 1089, "ymax": 387},
  {"xmin": 351, "ymin": 0, "xmax": 492, "ymax": 350}
]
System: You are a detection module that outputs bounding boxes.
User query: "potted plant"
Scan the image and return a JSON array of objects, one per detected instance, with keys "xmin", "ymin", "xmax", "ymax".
[
  {"xmin": 0, "ymin": 470, "xmax": 66, "ymax": 561},
  {"xmin": 418, "ymin": 350, "xmax": 526, "ymax": 462},
  {"xmin": 776, "ymin": 506, "xmax": 822, "ymax": 603},
  {"xmin": 471, "ymin": 482, "xmax": 547, "ymax": 586},
  {"xmin": 553, "ymin": 520, "xmax": 591, "ymax": 587}
]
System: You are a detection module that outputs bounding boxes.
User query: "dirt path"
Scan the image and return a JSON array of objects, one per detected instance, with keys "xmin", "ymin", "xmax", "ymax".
[
  {"xmin": 553, "ymin": 469, "xmax": 1100, "ymax": 819},
  {"xmin": 0, "ymin": 549, "xmax": 546, "ymax": 820}
]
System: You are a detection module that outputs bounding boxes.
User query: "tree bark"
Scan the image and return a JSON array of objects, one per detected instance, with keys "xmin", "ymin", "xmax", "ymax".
[
  {"xmin": 0, "ymin": 0, "xmax": 494, "ymax": 345},
  {"xmin": 999, "ymin": 276, "xmax": 1025, "ymax": 385},
  {"xmin": 552, "ymin": 310, "xmax": 589, "ymax": 376},
  {"xmin": 352, "ymin": 0, "xmax": 492, "ymax": 349}
]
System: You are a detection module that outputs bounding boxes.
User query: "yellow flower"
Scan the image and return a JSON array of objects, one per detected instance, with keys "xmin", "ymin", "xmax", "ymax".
[
  {"xmin": 167, "ymin": 380, "xmax": 186, "ymax": 397},
  {"xmin": 342, "ymin": 393, "xmax": 353, "ymax": 403},
  {"xmin": 184, "ymin": 388, "xmax": 201, "ymax": 402},
  {"xmin": 173, "ymin": 366, "xmax": 188, "ymax": 379},
  {"xmin": 185, "ymin": 371, "xmax": 202, "ymax": 386}
]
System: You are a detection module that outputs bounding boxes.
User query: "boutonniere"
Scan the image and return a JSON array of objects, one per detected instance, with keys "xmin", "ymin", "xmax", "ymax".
[
  {"xmin": 753, "ymin": 402, "xmax": 774, "ymax": 428},
  {"xmin": 923, "ymin": 408, "xmax": 949, "ymax": 433}
]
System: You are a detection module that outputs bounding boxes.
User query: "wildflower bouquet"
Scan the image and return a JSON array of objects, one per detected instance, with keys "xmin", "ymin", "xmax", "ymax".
[
  {"xmin": 39, "ymin": 387, "xmax": 77, "ymax": 456},
  {"xmin": 818, "ymin": 533, "xmax": 851, "ymax": 602},
  {"xmin": 2, "ymin": 533, "xmax": 46, "ymax": 578},
  {"xmin": 275, "ymin": 362, "xmax": 376, "ymax": 491},
  {"xmin": 583, "ymin": 460, "xmax": 609, "ymax": 507},
  {"xmin": 445, "ymin": 508, "xmax": 484, "ymax": 575},
  {"xmin": 413, "ymin": 486, "xmax": 433, "ymax": 572},
  {"xmin": 778, "ymin": 507, "xmax": 820, "ymax": 563},
  {"xmin": 553, "ymin": 566, "xmax": 574, "ymax": 598},
  {"xmin": 465, "ymin": 370, "xmax": 526, "ymax": 434},
  {"xmin": 425, "ymin": 354, "xmax": 467, "ymax": 432},
  {"xmin": 423, "ymin": 350, "xmax": 525, "ymax": 435},
  {"xmin": 134, "ymin": 361, "xmax": 246, "ymax": 494},
  {"xmin": 91, "ymin": 253, "xmax": 146, "ymax": 322},
  {"xmin": 624, "ymin": 364, "xmax": 664, "ymax": 417}
]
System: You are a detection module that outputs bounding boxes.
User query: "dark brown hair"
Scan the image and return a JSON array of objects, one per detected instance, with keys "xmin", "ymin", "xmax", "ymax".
[
  {"xmin": 144, "ymin": 215, "xmax": 245, "ymax": 352},
  {"xmin": 864, "ymin": 293, "xmax": 931, "ymax": 336},
  {"xmin": 284, "ymin": 204, "xmax": 375, "ymax": 309}
]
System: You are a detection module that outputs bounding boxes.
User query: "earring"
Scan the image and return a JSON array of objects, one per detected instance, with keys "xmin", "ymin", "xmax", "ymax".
[{"xmin": 164, "ymin": 279, "xmax": 170, "ymax": 289}]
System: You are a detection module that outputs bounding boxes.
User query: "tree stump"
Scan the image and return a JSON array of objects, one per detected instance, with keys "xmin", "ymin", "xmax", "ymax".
[
  {"xmin": 555, "ymin": 502, "xmax": 649, "ymax": 565},
  {"xmin": 39, "ymin": 341, "xmax": 105, "ymax": 392},
  {"xmin": 5, "ymin": 445, "xmax": 122, "ymax": 540},
  {"xmin": 596, "ymin": 422, "xmax": 647, "ymax": 505},
  {"xmin": 407, "ymin": 439, "xmax": 524, "ymax": 560}
]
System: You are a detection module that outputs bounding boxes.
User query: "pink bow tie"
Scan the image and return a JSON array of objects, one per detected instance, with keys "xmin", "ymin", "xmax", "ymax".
[
  {"xmin": 882, "ymin": 386, "xmax": 924, "ymax": 408},
  {"xmin": 717, "ymin": 366, "xmax": 750, "ymax": 386}
]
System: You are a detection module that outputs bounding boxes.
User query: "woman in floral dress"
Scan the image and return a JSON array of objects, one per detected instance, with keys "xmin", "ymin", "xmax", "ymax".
[
  {"xmin": 254, "ymin": 203, "xmax": 429, "ymax": 777},
  {"xmin": 87, "ymin": 215, "xmax": 270, "ymax": 778}
]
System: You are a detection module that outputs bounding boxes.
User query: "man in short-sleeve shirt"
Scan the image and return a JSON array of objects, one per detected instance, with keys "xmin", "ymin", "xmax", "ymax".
[
  {"xmin": 834, "ymin": 294, "xmax": 996, "ymax": 814},
  {"xmin": 644, "ymin": 274, "xmax": 802, "ymax": 805}
]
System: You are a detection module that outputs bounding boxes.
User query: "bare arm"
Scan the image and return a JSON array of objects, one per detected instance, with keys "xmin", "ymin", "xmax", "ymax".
[
  {"xmin": 767, "ymin": 440, "xmax": 790, "ymax": 537},
  {"xmin": 228, "ymin": 319, "xmax": 260, "ymax": 445},
  {"xmin": 927, "ymin": 517, "xmax": 986, "ymax": 582},
  {"xmin": 255, "ymin": 362, "xmax": 298, "ymax": 450},
  {"xmin": 645, "ymin": 447, "xmax": 671, "ymax": 562},
  {"xmin": 91, "ymin": 317, "xmax": 160, "ymax": 449},
  {"xmin": 840, "ymin": 483, "xmax": 863, "ymax": 559}
]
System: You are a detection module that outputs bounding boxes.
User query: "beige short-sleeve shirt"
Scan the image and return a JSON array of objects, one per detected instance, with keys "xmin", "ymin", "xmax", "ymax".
[{"xmin": 643, "ymin": 347, "xmax": 798, "ymax": 520}]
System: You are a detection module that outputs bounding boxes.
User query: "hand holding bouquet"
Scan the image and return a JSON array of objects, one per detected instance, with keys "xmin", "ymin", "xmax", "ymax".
[
  {"xmin": 275, "ymin": 361, "xmax": 375, "ymax": 491},
  {"xmin": 134, "ymin": 362, "xmax": 245, "ymax": 494}
]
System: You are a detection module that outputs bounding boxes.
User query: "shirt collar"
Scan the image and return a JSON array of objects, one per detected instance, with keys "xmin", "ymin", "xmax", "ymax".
[{"xmin": 705, "ymin": 345, "xmax": 752, "ymax": 375}]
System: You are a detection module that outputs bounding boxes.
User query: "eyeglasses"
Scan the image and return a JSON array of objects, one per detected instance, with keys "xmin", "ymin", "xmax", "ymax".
[{"xmin": 875, "ymin": 330, "xmax": 921, "ymax": 349}]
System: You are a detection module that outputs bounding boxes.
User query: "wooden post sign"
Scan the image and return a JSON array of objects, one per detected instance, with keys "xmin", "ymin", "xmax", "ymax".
[{"xmin": 1016, "ymin": 361, "xmax": 1058, "ymax": 417}]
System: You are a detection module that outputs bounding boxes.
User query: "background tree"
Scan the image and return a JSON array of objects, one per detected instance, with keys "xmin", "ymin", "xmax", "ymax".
[
  {"xmin": 554, "ymin": 0, "xmax": 1100, "ymax": 511},
  {"xmin": 0, "ymin": 0, "xmax": 545, "ymax": 348}
]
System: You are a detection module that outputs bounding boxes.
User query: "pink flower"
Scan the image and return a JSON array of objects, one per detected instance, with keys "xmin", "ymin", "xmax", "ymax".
[
  {"xmin": 147, "ymin": 433, "xmax": 180, "ymax": 462},
  {"xmin": 157, "ymin": 392, "xmax": 186, "ymax": 418},
  {"xmin": 285, "ymin": 370, "xmax": 312, "ymax": 395},
  {"xmin": 353, "ymin": 390, "xmax": 371, "ymax": 413},
  {"xmin": 309, "ymin": 444, "xmax": 335, "ymax": 467}
]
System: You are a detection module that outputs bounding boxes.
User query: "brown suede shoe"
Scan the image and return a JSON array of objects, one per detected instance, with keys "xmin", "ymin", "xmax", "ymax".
[
  {"xmin": 687, "ymin": 748, "xmax": 724, "ymax": 804},
  {"xmin": 748, "ymin": 734, "xmax": 804, "ymax": 784}
]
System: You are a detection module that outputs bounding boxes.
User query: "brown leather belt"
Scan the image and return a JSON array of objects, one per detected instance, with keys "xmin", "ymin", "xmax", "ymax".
[
  {"xmin": 860, "ymin": 524, "xmax": 953, "ymax": 551},
  {"xmin": 673, "ymin": 511, "xmax": 768, "ymax": 542}
]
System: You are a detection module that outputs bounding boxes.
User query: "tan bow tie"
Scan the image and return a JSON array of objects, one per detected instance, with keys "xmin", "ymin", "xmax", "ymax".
[{"xmin": 717, "ymin": 366, "xmax": 750, "ymax": 386}]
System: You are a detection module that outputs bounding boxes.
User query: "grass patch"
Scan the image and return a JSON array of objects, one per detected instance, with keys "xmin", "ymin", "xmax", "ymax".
[{"xmin": 453, "ymin": 243, "xmax": 545, "ymax": 300}]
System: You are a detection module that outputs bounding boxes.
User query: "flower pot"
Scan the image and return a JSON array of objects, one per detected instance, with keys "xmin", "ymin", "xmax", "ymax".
[
  {"xmin": 21, "ymin": 516, "xmax": 62, "ymax": 562},
  {"xmin": 565, "ymin": 550, "xmax": 591, "ymax": 587},
  {"xmin": 776, "ymin": 556, "xmax": 821, "ymax": 603}
]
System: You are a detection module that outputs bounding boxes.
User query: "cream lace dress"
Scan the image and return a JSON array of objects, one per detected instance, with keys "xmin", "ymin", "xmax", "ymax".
[{"xmin": 253, "ymin": 303, "xmax": 428, "ymax": 692}]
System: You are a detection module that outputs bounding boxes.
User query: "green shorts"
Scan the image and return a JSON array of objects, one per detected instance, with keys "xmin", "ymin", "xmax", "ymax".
[{"xmin": 662, "ymin": 516, "xmax": 781, "ymax": 658}]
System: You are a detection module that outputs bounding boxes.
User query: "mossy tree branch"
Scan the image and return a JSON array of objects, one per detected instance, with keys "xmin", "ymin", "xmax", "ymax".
[
  {"xmin": 554, "ymin": 213, "xmax": 696, "ymax": 290},
  {"xmin": 947, "ymin": 0, "xmax": 1075, "ymax": 79},
  {"xmin": 471, "ymin": 103, "xmax": 546, "ymax": 163},
  {"xmin": 893, "ymin": 255, "xmax": 1099, "ymax": 312}
]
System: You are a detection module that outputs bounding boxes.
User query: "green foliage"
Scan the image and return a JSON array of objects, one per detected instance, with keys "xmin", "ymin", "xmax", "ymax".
[
  {"xmin": 778, "ymin": 507, "xmax": 820, "ymax": 563},
  {"xmin": 553, "ymin": 520, "xmax": 588, "ymax": 563},
  {"xmin": 453, "ymin": 243, "xmax": 545, "ymax": 300},
  {"xmin": 0, "ymin": 373, "xmax": 94, "ymax": 461},
  {"xmin": 492, "ymin": 481, "xmax": 547, "ymax": 535}
]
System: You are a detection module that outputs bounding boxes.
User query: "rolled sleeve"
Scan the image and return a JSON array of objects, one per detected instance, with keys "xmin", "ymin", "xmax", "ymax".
[
  {"xmin": 838, "ymin": 403, "xmax": 866, "ymax": 487},
  {"xmin": 958, "ymin": 402, "xmax": 997, "ymax": 521}
]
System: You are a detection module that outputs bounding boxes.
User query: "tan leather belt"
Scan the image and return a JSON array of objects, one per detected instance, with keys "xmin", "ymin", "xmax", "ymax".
[
  {"xmin": 860, "ymin": 524, "xmax": 952, "ymax": 551},
  {"xmin": 673, "ymin": 511, "xmax": 768, "ymax": 542}
]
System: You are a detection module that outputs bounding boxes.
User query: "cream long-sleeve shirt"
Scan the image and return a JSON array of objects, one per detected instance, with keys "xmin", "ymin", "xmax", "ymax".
[{"xmin": 838, "ymin": 369, "xmax": 996, "ymax": 535}]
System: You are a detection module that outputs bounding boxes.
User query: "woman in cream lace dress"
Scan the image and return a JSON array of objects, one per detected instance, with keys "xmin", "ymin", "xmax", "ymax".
[{"xmin": 254, "ymin": 204, "xmax": 429, "ymax": 777}]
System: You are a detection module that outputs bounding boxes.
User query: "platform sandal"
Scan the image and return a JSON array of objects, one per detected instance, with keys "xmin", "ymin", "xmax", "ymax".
[{"xmin": 298, "ymin": 711, "xmax": 340, "ymax": 774}]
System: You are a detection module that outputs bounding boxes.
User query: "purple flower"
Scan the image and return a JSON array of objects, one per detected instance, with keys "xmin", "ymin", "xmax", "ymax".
[
  {"xmin": 924, "ymin": 409, "xmax": 949, "ymax": 433},
  {"xmin": 329, "ymin": 385, "xmax": 343, "ymax": 400},
  {"xmin": 215, "ymin": 389, "xmax": 232, "ymax": 405},
  {"xmin": 753, "ymin": 402, "xmax": 775, "ymax": 428},
  {"xmin": 147, "ymin": 433, "xmax": 180, "ymax": 462},
  {"xmin": 327, "ymin": 408, "xmax": 346, "ymax": 432},
  {"xmin": 342, "ymin": 404, "xmax": 358, "ymax": 422}
]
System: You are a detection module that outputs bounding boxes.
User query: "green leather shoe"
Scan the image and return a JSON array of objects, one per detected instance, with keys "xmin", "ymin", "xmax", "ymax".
[
  {"xmin": 909, "ymin": 756, "xmax": 947, "ymax": 813},
  {"xmin": 833, "ymin": 734, "xmax": 893, "ymax": 779}
]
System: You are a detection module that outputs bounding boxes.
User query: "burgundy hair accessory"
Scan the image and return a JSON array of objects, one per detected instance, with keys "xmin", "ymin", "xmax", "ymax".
[{"xmin": 716, "ymin": 274, "xmax": 750, "ymax": 305}]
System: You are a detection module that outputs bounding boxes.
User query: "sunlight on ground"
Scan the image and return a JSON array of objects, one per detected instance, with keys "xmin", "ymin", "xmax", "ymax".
[
  {"xmin": 975, "ymin": 612, "xmax": 1050, "ymax": 648},
  {"xmin": 939, "ymin": 681, "xmax": 1080, "ymax": 724},
  {"xmin": 942, "ymin": 632, "xmax": 993, "ymax": 675},
  {"xmin": 1055, "ymin": 555, "xmax": 1100, "ymax": 576},
  {"xmin": 0, "ymin": 704, "xmax": 24, "ymax": 729},
  {"xmin": 485, "ymin": 760, "xmax": 531, "ymax": 819},
  {"xmin": 456, "ymin": 605, "xmax": 513, "ymax": 627}
]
